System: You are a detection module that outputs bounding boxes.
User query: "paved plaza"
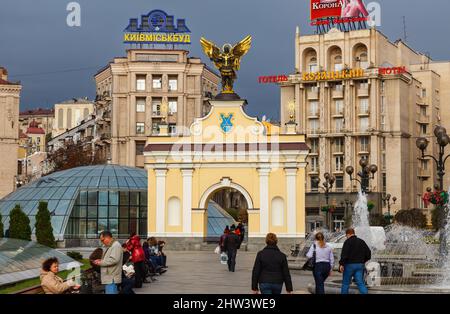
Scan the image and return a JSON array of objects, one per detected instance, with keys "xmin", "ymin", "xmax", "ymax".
[{"xmin": 135, "ymin": 251, "xmax": 319, "ymax": 294}]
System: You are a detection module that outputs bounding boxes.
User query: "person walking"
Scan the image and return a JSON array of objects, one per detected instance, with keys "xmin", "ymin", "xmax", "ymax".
[
  {"xmin": 223, "ymin": 225, "xmax": 241, "ymax": 272},
  {"xmin": 126, "ymin": 233, "xmax": 147, "ymax": 288},
  {"xmin": 219, "ymin": 227, "xmax": 230, "ymax": 253},
  {"xmin": 306, "ymin": 232, "xmax": 334, "ymax": 294},
  {"xmin": 339, "ymin": 228, "xmax": 372, "ymax": 294},
  {"xmin": 251, "ymin": 233, "xmax": 293, "ymax": 294},
  {"xmin": 237, "ymin": 223, "xmax": 245, "ymax": 243},
  {"xmin": 93, "ymin": 230, "xmax": 123, "ymax": 294}
]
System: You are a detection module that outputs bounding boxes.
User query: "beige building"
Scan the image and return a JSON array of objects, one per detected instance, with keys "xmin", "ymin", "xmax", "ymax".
[
  {"xmin": 0, "ymin": 67, "xmax": 21, "ymax": 198},
  {"xmin": 53, "ymin": 98, "xmax": 94, "ymax": 138},
  {"xmin": 19, "ymin": 108, "xmax": 54, "ymax": 136},
  {"xmin": 94, "ymin": 49, "xmax": 220, "ymax": 168},
  {"xmin": 280, "ymin": 27, "xmax": 450, "ymax": 230}
]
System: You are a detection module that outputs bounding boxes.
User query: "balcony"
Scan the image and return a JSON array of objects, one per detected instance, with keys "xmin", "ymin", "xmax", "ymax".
[
  {"xmin": 307, "ymin": 88, "xmax": 319, "ymax": 100},
  {"xmin": 308, "ymin": 110, "xmax": 320, "ymax": 119},
  {"xmin": 357, "ymin": 84, "xmax": 369, "ymax": 97},
  {"xmin": 416, "ymin": 112, "xmax": 430, "ymax": 124},
  {"xmin": 418, "ymin": 168, "xmax": 431, "ymax": 178}
]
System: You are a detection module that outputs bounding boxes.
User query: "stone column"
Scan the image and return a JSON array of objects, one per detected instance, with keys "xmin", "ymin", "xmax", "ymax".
[
  {"xmin": 285, "ymin": 167, "xmax": 298, "ymax": 235},
  {"xmin": 155, "ymin": 169, "xmax": 167, "ymax": 234},
  {"xmin": 181, "ymin": 168, "xmax": 194, "ymax": 234},
  {"xmin": 258, "ymin": 167, "xmax": 271, "ymax": 235}
]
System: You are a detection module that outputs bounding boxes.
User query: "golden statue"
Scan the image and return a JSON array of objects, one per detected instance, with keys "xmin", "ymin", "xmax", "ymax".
[{"xmin": 200, "ymin": 35, "xmax": 252, "ymax": 95}]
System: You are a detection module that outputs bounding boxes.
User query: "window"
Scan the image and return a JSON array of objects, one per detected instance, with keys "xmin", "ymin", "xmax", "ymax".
[
  {"xmin": 360, "ymin": 98, "xmax": 369, "ymax": 114},
  {"xmin": 335, "ymin": 84, "xmax": 344, "ymax": 91},
  {"xmin": 335, "ymin": 118, "xmax": 344, "ymax": 133},
  {"xmin": 334, "ymin": 55, "xmax": 343, "ymax": 71},
  {"xmin": 310, "ymin": 157, "xmax": 319, "ymax": 172},
  {"xmin": 67, "ymin": 109, "xmax": 72, "ymax": 128},
  {"xmin": 381, "ymin": 115, "xmax": 386, "ymax": 131},
  {"xmin": 310, "ymin": 138, "xmax": 319, "ymax": 154},
  {"xmin": 309, "ymin": 101, "xmax": 319, "ymax": 116},
  {"xmin": 360, "ymin": 137, "xmax": 370, "ymax": 152},
  {"xmin": 58, "ymin": 109, "xmax": 63, "ymax": 128},
  {"xmin": 335, "ymin": 100, "xmax": 344, "ymax": 115},
  {"xmin": 168, "ymin": 76, "xmax": 178, "ymax": 91},
  {"xmin": 421, "ymin": 88, "xmax": 427, "ymax": 98},
  {"xmin": 360, "ymin": 117, "xmax": 369, "ymax": 131},
  {"xmin": 152, "ymin": 75, "xmax": 162, "ymax": 89},
  {"xmin": 136, "ymin": 97, "xmax": 146, "ymax": 112},
  {"xmin": 381, "ymin": 96, "xmax": 385, "ymax": 113},
  {"xmin": 168, "ymin": 98, "xmax": 177, "ymax": 114},
  {"xmin": 381, "ymin": 80, "xmax": 385, "ymax": 93},
  {"xmin": 335, "ymin": 176, "xmax": 344, "ymax": 191},
  {"xmin": 381, "ymin": 153, "xmax": 386, "ymax": 170},
  {"xmin": 136, "ymin": 142, "xmax": 145, "ymax": 155},
  {"xmin": 382, "ymin": 173, "xmax": 387, "ymax": 194},
  {"xmin": 420, "ymin": 124, "xmax": 427, "ymax": 136},
  {"xmin": 335, "ymin": 156, "xmax": 344, "ymax": 172},
  {"xmin": 309, "ymin": 57, "xmax": 318, "ymax": 72},
  {"xmin": 334, "ymin": 138, "xmax": 344, "ymax": 153},
  {"xmin": 421, "ymin": 107, "xmax": 427, "ymax": 116},
  {"xmin": 152, "ymin": 98, "xmax": 162, "ymax": 116},
  {"xmin": 169, "ymin": 124, "xmax": 176, "ymax": 135},
  {"xmin": 421, "ymin": 159, "xmax": 428, "ymax": 170},
  {"xmin": 309, "ymin": 119, "xmax": 319, "ymax": 134},
  {"xmin": 136, "ymin": 75, "xmax": 146, "ymax": 91},
  {"xmin": 152, "ymin": 122, "xmax": 160, "ymax": 135},
  {"xmin": 136, "ymin": 123, "xmax": 145, "ymax": 135},
  {"xmin": 311, "ymin": 176, "xmax": 319, "ymax": 191}
]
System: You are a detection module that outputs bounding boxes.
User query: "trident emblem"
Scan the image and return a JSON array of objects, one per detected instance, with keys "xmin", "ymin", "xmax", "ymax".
[{"xmin": 220, "ymin": 113, "xmax": 234, "ymax": 133}]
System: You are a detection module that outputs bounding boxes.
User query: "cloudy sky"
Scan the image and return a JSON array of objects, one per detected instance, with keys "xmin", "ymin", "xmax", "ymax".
[{"xmin": 0, "ymin": 0, "xmax": 449, "ymax": 119}]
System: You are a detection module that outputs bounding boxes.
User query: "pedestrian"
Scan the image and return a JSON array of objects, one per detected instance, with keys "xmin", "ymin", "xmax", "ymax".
[
  {"xmin": 40, "ymin": 257, "xmax": 80, "ymax": 294},
  {"xmin": 223, "ymin": 225, "xmax": 241, "ymax": 272},
  {"xmin": 219, "ymin": 227, "xmax": 230, "ymax": 253},
  {"xmin": 121, "ymin": 243, "xmax": 135, "ymax": 294},
  {"xmin": 251, "ymin": 233, "xmax": 293, "ymax": 294},
  {"xmin": 339, "ymin": 228, "xmax": 372, "ymax": 294},
  {"xmin": 306, "ymin": 232, "xmax": 334, "ymax": 294},
  {"xmin": 237, "ymin": 223, "xmax": 245, "ymax": 243},
  {"xmin": 126, "ymin": 233, "xmax": 147, "ymax": 288},
  {"xmin": 93, "ymin": 230, "xmax": 123, "ymax": 294}
]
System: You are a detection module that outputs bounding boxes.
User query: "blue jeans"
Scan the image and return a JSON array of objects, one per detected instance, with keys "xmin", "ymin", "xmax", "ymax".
[
  {"xmin": 341, "ymin": 263, "xmax": 368, "ymax": 294},
  {"xmin": 313, "ymin": 262, "xmax": 331, "ymax": 294},
  {"xmin": 150, "ymin": 255, "xmax": 163, "ymax": 267},
  {"xmin": 105, "ymin": 282, "xmax": 118, "ymax": 294},
  {"xmin": 259, "ymin": 283, "xmax": 283, "ymax": 295}
]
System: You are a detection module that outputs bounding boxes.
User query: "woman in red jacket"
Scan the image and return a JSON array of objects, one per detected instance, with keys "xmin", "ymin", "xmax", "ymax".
[{"xmin": 126, "ymin": 233, "xmax": 147, "ymax": 288}]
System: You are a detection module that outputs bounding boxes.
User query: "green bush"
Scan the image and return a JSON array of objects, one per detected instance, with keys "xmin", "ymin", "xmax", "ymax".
[
  {"xmin": 394, "ymin": 208, "xmax": 427, "ymax": 229},
  {"xmin": 9, "ymin": 204, "xmax": 31, "ymax": 241},
  {"xmin": 0, "ymin": 213, "xmax": 3, "ymax": 238},
  {"xmin": 35, "ymin": 201, "xmax": 56, "ymax": 248},
  {"xmin": 369, "ymin": 213, "xmax": 389, "ymax": 227},
  {"xmin": 431, "ymin": 206, "xmax": 446, "ymax": 231},
  {"xmin": 66, "ymin": 251, "xmax": 83, "ymax": 261}
]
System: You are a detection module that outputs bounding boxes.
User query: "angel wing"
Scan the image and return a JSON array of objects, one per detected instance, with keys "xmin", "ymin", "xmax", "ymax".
[
  {"xmin": 200, "ymin": 37, "xmax": 221, "ymax": 61},
  {"xmin": 231, "ymin": 35, "xmax": 252, "ymax": 70}
]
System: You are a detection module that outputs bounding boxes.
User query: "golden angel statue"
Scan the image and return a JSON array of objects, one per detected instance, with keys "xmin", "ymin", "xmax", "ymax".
[{"xmin": 200, "ymin": 35, "xmax": 252, "ymax": 94}]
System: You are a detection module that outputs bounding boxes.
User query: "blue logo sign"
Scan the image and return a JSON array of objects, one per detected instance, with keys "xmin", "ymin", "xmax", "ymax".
[
  {"xmin": 124, "ymin": 10, "xmax": 191, "ymax": 45},
  {"xmin": 220, "ymin": 114, "xmax": 234, "ymax": 133}
]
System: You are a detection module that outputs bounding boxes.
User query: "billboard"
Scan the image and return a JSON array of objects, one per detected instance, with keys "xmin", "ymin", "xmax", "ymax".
[{"xmin": 310, "ymin": 0, "xmax": 369, "ymax": 25}]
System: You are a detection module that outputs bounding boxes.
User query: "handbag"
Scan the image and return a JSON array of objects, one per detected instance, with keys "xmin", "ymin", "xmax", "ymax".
[
  {"xmin": 122, "ymin": 262, "xmax": 135, "ymax": 278},
  {"xmin": 220, "ymin": 252, "xmax": 228, "ymax": 264},
  {"xmin": 302, "ymin": 244, "xmax": 316, "ymax": 271},
  {"xmin": 214, "ymin": 246, "xmax": 221, "ymax": 254}
]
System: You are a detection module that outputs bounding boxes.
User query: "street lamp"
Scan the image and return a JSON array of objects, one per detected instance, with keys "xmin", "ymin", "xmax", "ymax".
[
  {"xmin": 417, "ymin": 126, "xmax": 450, "ymax": 263},
  {"xmin": 382, "ymin": 193, "xmax": 397, "ymax": 224},
  {"xmin": 313, "ymin": 173, "xmax": 336, "ymax": 230},
  {"xmin": 345, "ymin": 157, "xmax": 378, "ymax": 194}
]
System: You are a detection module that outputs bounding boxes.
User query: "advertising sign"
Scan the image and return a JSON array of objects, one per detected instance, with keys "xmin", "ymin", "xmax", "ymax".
[
  {"xmin": 302, "ymin": 68, "xmax": 365, "ymax": 81},
  {"xmin": 124, "ymin": 10, "xmax": 191, "ymax": 45},
  {"xmin": 310, "ymin": 0, "xmax": 370, "ymax": 26}
]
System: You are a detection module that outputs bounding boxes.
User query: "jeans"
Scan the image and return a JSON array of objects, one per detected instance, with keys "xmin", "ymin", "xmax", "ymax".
[
  {"xmin": 120, "ymin": 276, "xmax": 135, "ymax": 294},
  {"xmin": 313, "ymin": 262, "xmax": 331, "ymax": 294},
  {"xmin": 227, "ymin": 250, "xmax": 237, "ymax": 272},
  {"xmin": 259, "ymin": 283, "xmax": 283, "ymax": 295},
  {"xmin": 105, "ymin": 282, "xmax": 118, "ymax": 294},
  {"xmin": 133, "ymin": 261, "xmax": 145, "ymax": 288},
  {"xmin": 341, "ymin": 263, "xmax": 368, "ymax": 294},
  {"xmin": 150, "ymin": 255, "xmax": 163, "ymax": 267}
]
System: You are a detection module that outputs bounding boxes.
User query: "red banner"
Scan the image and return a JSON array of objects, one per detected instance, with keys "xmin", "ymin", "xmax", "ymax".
[{"xmin": 311, "ymin": 0, "xmax": 369, "ymax": 21}]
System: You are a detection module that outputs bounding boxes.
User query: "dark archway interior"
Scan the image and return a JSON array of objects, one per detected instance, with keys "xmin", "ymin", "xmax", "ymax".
[{"xmin": 209, "ymin": 188, "xmax": 248, "ymax": 223}]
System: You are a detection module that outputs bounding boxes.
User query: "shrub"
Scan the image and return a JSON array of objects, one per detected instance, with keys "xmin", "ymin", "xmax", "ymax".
[
  {"xmin": 394, "ymin": 208, "xmax": 427, "ymax": 229},
  {"xmin": 66, "ymin": 251, "xmax": 83, "ymax": 261},
  {"xmin": 35, "ymin": 201, "xmax": 56, "ymax": 248},
  {"xmin": 9, "ymin": 204, "xmax": 31, "ymax": 241},
  {"xmin": 431, "ymin": 206, "xmax": 447, "ymax": 231},
  {"xmin": 0, "ymin": 213, "xmax": 3, "ymax": 238},
  {"xmin": 369, "ymin": 213, "xmax": 389, "ymax": 227}
]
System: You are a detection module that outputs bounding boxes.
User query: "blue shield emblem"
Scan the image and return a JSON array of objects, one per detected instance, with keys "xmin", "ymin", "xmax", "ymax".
[{"xmin": 220, "ymin": 113, "xmax": 234, "ymax": 133}]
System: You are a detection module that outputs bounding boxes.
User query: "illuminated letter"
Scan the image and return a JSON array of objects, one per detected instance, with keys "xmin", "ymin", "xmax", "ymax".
[
  {"xmin": 367, "ymin": 2, "xmax": 381, "ymax": 27},
  {"xmin": 185, "ymin": 35, "xmax": 191, "ymax": 43},
  {"xmin": 66, "ymin": 2, "xmax": 81, "ymax": 27}
]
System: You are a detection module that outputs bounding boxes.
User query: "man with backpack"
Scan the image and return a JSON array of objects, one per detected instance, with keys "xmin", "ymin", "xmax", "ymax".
[{"xmin": 223, "ymin": 225, "xmax": 241, "ymax": 272}]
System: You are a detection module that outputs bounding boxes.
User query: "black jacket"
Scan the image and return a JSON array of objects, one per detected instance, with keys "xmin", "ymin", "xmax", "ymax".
[
  {"xmin": 339, "ymin": 235, "xmax": 371, "ymax": 266},
  {"xmin": 223, "ymin": 233, "xmax": 241, "ymax": 252},
  {"xmin": 251, "ymin": 245, "xmax": 293, "ymax": 292}
]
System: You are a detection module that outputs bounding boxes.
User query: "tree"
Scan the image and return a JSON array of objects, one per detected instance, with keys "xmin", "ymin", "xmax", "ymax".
[
  {"xmin": 0, "ymin": 213, "xmax": 4, "ymax": 238},
  {"xmin": 9, "ymin": 204, "xmax": 31, "ymax": 241},
  {"xmin": 394, "ymin": 208, "xmax": 427, "ymax": 229},
  {"xmin": 35, "ymin": 201, "xmax": 56, "ymax": 248},
  {"xmin": 369, "ymin": 213, "xmax": 389, "ymax": 227}
]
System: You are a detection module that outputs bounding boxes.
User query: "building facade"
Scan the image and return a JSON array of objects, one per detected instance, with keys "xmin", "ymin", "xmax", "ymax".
[
  {"xmin": 0, "ymin": 67, "xmax": 21, "ymax": 199},
  {"xmin": 19, "ymin": 108, "xmax": 54, "ymax": 137},
  {"xmin": 52, "ymin": 98, "xmax": 94, "ymax": 138},
  {"xmin": 280, "ymin": 27, "xmax": 450, "ymax": 230},
  {"xmin": 94, "ymin": 49, "xmax": 220, "ymax": 168}
]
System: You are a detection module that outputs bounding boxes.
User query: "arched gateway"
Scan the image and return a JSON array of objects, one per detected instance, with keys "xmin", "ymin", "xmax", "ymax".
[{"xmin": 144, "ymin": 97, "xmax": 309, "ymax": 249}]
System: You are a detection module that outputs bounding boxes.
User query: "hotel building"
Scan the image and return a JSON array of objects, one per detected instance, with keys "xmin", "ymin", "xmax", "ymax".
[
  {"xmin": 280, "ymin": 27, "xmax": 450, "ymax": 230},
  {"xmin": 94, "ymin": 49, "xmax": 220, "ymax": 168}
]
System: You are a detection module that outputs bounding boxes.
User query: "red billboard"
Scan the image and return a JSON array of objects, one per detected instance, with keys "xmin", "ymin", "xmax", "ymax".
[{"xmin": 311, "ymin": 0, "xmax": 369, "ymax": 22}]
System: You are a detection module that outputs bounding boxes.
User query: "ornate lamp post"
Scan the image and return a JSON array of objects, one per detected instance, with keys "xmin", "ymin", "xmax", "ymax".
[
  {"xmin": 382, "ymin": 193, "xmax": 397, "ymax": 224},
  {"xmin": 313, "ymin": 173, "xmax": 336, "ymax": 230},
  {"xmin": 417, "ymin": 125, "xmax": 450, "ymax": 263},
  {"xmin": 345, "ymin": 157, "xmax": 378, "ymax": 194}
]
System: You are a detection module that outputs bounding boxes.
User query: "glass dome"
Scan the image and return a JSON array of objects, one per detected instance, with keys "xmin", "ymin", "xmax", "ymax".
[
  {"xmin": 207, "ymin": 201, "xmax": 236, "ymax": 240},
  {"xmin": 0, "ymin": 165, "xmax": 147, "ymax": 241},
  {"xmin": 0, "ymin": 238, "xmax": 80, "ymax": 286}
]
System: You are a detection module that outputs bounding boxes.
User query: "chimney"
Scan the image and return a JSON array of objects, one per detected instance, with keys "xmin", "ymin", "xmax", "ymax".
[{"xmin": 0, "ymin": 67, "xmax": 8, "ymax": 81}]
